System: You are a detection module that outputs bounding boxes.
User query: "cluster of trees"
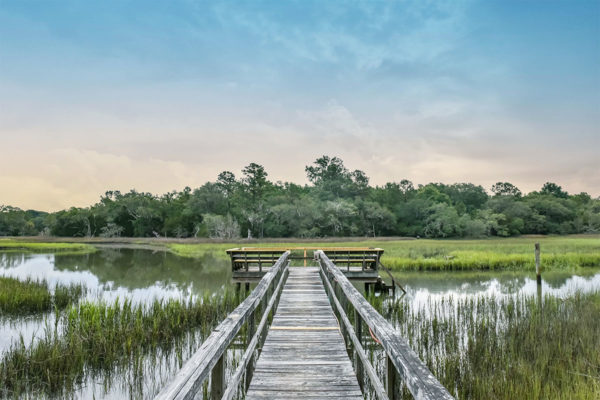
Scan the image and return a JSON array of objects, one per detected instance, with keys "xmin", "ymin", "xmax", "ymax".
[{"xmin": 2, "ymin": 156, "xmax": 599, "ymax": 239}]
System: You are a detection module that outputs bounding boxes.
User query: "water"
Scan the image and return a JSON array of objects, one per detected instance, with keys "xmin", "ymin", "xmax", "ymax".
[
  {"xmin": 0, "ymin": 248, "xmax": 232, "ymax": 301},
  {"xmin": 0, "ymin": 249, "xmax": 232, "ymax": 350},
  {"xmin": 0, "ymin": 248, "xmax": 235, "ymax": 399},
  {"xmin": 392, "ymin": 269, "xmax": 600, "ymax": 312}
]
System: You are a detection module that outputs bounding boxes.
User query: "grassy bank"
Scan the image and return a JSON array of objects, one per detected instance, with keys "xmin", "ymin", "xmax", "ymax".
[
  {"xmin": 167, "ymin": 235, "xmax": 600, "ymax": 271},
  {"xmin": 2, "ymin": 235, "xmax": 599, "ymax": 271},
  {"xmin": 0, "ymin": 239, "xmax": 95, "ymax": 255},
  {"xmin": 0, "ymin": 277, "xmax": 84, "ymax": 314},
  {"xmin": 374, "ymin": 291, "xmax": 600, "ymax": 399},
  {"xmin": 0, "ymin": 291, "xmax": 242, "ymax": 397}
]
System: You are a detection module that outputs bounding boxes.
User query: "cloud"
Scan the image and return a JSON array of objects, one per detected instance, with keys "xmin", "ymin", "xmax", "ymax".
[{"xmin": 0, "ymin": 0, "xmax": 598, "ymax": 210}]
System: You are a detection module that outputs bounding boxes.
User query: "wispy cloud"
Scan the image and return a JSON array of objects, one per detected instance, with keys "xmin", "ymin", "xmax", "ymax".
[{"xmin": 0, "ymin": 0, "xmax": 598, "ymax": 210}]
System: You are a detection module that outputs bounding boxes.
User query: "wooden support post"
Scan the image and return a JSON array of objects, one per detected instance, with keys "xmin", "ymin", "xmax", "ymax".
[
  {"xmin": 211, "ymin": 353, "xmax": 225, "ymax": 400},
  {"xmin": 245, "ymin": 282, "xmax": 250, "ymax": 293},
  {"xmin": 354, "ymin": 347, "xmax": 364, "ymax": 391},
  {"xmin": 347, "ymin": 250, "xmax": 350, "ymax": 271},
  {"xmin": 245, "ymin": 310, "xmax": 256, "ymax": 391},
  {"xmin": 354, "ymin": 309, "xmax": 362, "ymax": 345},
  {"xmin": 304, "ymin": 248, "xmax": 307, "ymax": 267},
  {"xmin": 386, "ymin": 354, "xmax": 397, "ymax": 400},
  {"xmin": 535, "ymin": 243, "xmax": 541, "ymax": 285},
  {"xmin": 258, "ymin": 252, "xmax": 262, "ymax": 273}
]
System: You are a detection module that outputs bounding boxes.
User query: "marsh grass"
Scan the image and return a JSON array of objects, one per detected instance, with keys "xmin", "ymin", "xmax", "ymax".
[
  {"xmin": 0, "ymin": 239, "xmax": 95, "ymax": 255},
  {"xmin": 370, "ymin": 291, "xmax": 600, "ymax": 399},
  {"xmin": 0, "ymin": 290, "xmax": 242, "ymax": 397},
  {"xmin": 0, "ymin": 276, "xmax": 84, "ymax": 314},
  {"xmin": 3, "ymin": 235, "xmax": 598, "ymax": 271},
  {"xmin": 167, "ymin": 236, "xmax": 600, "ymax": 271},
  {"xmin": 385, "ymin": 251, "xmax": 600, "ymax": 271}
]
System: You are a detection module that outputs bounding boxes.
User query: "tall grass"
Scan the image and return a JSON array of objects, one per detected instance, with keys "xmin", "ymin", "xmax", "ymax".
[
  {"xmin": 0, "ymin": 290, "xmax": 242, "ymax": 397},
  {"xmin": 384, "ymin": 251, "xmax": 600, "ymax": 271},
  {"xmin": 3, "ymin": 235, "xmax": 598, "ymax": 271},
  {"xmin": 0, "ymin": 239, "xmax": 96, "ymax": 254},
  {"xmin": 167, "ymin": 236, "xmax": 600, "ymax": 271},
  {"xmin": 372, "ymin": 291, "xmax": 600, "ymax": 399},
  {"xmin": 0, "ymin": 276, "xmax": 84, "ymax": 314}
]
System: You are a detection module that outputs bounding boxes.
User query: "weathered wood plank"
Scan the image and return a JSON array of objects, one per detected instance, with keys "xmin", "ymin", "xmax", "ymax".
[{"xmin": 246, "ymin": 267, "xmax": 363, "ymax": 400}]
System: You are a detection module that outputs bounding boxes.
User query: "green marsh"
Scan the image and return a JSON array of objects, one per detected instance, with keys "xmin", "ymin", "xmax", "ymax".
[
  {"xmin": 0, "ymin": 238, "xmax": 599, "ymax": 399},
  {"xmin": 0, "ymin": 276, "xmax": 84, "ymax": 315},
  {"xmin": 367, "ymin": 291, "xmax": 600, "ymax": 399}
]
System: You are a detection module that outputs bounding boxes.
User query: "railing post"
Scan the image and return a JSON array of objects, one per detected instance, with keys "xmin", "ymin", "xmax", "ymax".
[
  {"xmin": 354, "ymin": 309, "xmax": 364, "ymax": 390},
  {"xmin": 386, "ymin": 354, "xmax": 397, "ymax": 400},
  {"xmin": 211, "ymin": 353, "xmax": 225, "ymax": 400},
  {"xmin": 347, "ymin": 250, "xmax": 350, "ymax": 271},
  {"xmin": 354, "ymin": 309, "xmax": 362, "ymax": 345},
  {"xmin": 245, "ymin": 310, "xmax": 256, "ymax": 391},
  {"xmin": 362, "ymin": 250, "xmax": 366, "ymax": 271}
]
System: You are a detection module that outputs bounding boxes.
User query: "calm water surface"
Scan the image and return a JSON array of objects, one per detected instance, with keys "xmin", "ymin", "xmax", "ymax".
[{"xmin": 393, "ymin": 269, "xmax": 600, "ymax": 311}]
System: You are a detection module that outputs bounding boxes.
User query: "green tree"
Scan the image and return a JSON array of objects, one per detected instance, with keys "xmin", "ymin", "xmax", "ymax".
[
  {"xmin": 491, "ymin": 182, "xmax": 522, "ymax": 197},
  {"xmin": 540, "ymin": 182, "xmax": 569, "ymax": 198}
]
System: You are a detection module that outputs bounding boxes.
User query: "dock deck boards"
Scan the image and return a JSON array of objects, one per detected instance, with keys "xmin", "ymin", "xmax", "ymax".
[
  {"xmin": 233, "ymin": 265, "xmax": 378, "ymax": 282},
  {"xmin": 245, "ymin": 267, "xmax": 363, "ymax": 400}
]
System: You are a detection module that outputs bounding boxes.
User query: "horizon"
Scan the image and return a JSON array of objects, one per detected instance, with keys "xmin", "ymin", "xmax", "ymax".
[
  {"xmin": 4, "ymin": 157, "xmax": 598, "ymax": 213},
  {"xmin": 1, "ymin": 0, "xmax": 599, "ymax": 211}
]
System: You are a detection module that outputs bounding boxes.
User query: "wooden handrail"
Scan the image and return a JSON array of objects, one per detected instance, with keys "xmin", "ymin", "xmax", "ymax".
[
  {"xmin": 319, "ymin": 264, "xmax": 389, "ymax": 400},
  {"xmin": 316, "ymin": 250, "xmax": 453, "ymax": 400},
  {"xmin": 155, "ymin": 251, "xmax": 290, "ymax": 400},
  {"xmin": 227, "ymin": 247, "xmax": 384, "ymax": 253},
  {"xmin": 222, "ymin": 262, "xmax": 289, "ymax": 399}
]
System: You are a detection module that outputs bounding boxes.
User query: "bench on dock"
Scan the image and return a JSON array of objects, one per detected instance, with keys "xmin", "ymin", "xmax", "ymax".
[
  {"xmin": 156, "ymin": 250, "xmax": 453, "ymax": 400},
  {"xmin": 227, "ymin": 247, "xmax": 384, "ymax": 281}
]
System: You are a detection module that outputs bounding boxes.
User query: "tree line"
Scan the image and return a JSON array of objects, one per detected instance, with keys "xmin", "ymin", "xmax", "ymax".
[{"xmin": 1, "ymin": 156, "xmax": 599, "ymax": 239}]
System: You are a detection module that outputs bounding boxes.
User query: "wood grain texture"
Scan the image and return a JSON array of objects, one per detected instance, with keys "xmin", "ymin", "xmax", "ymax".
[{"xmin": 245, "ymin": 267, "xmax": 363, "ymax": 400}]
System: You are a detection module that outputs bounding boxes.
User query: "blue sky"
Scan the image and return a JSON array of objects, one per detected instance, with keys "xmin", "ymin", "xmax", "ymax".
[{"xmin": 1, "ymin": 0, "xmax": 599, "ymax": 210}]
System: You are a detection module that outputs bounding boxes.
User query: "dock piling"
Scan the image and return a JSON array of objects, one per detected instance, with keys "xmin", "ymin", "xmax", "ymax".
[{"xmin": 535, "ymin": 243, "xmax": 541, "ymax": 285}]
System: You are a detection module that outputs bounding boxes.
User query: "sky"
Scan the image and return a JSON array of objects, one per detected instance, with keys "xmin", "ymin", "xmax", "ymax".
[{"xmin": 1, "ymin": 0, "xmax": 599, "ymax": 211}]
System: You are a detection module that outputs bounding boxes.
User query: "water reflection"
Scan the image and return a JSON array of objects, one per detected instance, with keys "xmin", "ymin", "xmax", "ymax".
[
  {"xmin": 0, "ymin": 248, "xmax": 241, "ymax": 400},
  {"xmin": 393, "ymin": 269, "xmax": 600, "ymax": 311},
  {"xmin": 0, "ymin": 249, "xmax": 232, "ymax": 302},
  {"xmin": 0, "ymin": 249, "xmax": 233, "ymax": 356}
]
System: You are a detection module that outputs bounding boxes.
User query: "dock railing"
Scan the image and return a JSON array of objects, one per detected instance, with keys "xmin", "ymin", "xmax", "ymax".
[
  {"xmin": 227, "ymin": 246, "xmax": 383, "ymax": 273},
  {"xmin": 155, "ymin": 251, "xmax": 290, "ymax": 400},
  {"xmin": 316, "ymin": 250, "xmax": 454, "ymax": 400}
]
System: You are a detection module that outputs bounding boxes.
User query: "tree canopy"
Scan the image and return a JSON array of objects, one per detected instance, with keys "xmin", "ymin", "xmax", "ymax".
[{"xmin": 2, "ymin": 156, "xmax": 599, "ymax": 238}]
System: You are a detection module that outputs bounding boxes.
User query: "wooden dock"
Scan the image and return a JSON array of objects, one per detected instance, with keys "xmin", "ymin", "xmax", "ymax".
[
  {"xmin": 246, "ymin": 267, "xmax": 362, "ymax": 400},
  {"xmin": 156, "ymin": 250, "xmax": 453, "ymax": 400}
]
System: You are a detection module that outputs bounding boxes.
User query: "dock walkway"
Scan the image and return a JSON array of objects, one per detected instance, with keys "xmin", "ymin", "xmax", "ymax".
[
  {"xmin": 155, "ymin": 250, "xmax": 453, "ymax": 400},
  {"xmin": 246, "ymin": 267, "xmax": 362, "ymax": 400}
]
